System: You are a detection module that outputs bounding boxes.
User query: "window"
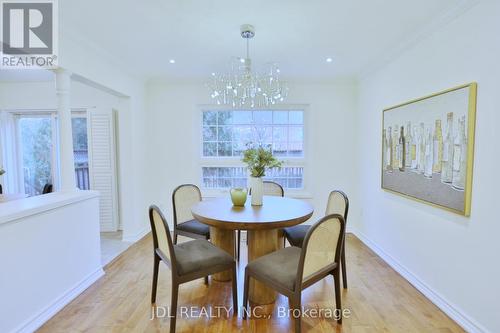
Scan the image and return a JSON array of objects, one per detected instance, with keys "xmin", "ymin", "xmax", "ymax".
[
  {"xmin": 202, "ymin": 166, "xmax": 304, "ymax": 189},
  {"xmin": 1, "ymin": 108, "xmax": 119, "ymax": 232},
  {"xmin": 72, "ymin": 116, "xmax": 90, "ymax": 190},
  {"xmin": 201, "ymin": 109, "xmax": 305, "ymax": 190},
  {"xmin": 1, "ymin": 110, "xmax": 91, "ymax": 196},
  {"xmin": 18, "ymin": 116, "xmax": 54, "ymax": 195}
]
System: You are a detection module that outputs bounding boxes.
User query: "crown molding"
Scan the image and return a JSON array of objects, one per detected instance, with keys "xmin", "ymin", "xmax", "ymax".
[{"xmin": 358, "ymin": 0, "xmax": 481, "ymax": 79}]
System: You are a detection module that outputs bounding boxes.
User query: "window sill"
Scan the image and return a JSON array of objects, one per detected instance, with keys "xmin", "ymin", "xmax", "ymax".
[{"xmin": 201, "ymin": 189, "xmax": 312, "ymax": 200}]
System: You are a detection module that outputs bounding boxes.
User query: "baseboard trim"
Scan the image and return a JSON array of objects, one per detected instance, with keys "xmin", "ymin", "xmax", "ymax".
[
  {"xmin": 352, "ymin": 229, "xmax": 488, "ymax": 333},
  {"xmin": 122, "ymin": 227, "xmax": 150, "ymax": 243},
  {"xmin": 13, "ymin": 267, "xmax": 105, "ymax": 333}
]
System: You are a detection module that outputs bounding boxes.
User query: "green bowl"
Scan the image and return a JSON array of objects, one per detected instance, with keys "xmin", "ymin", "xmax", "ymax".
[{"xmin": 230, "ymin": 188, "xmax": 248, "ymax": 206}]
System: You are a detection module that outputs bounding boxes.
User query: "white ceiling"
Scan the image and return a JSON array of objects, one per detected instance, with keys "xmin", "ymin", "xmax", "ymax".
[{"xmin": 6, "ymin": 0, "xmax": 465, "ymax": 82}]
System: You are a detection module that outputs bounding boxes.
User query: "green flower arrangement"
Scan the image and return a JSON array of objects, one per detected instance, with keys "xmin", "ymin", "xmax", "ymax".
[{"xmin": 242, "ymin": 143, "xmax": 282, "ymax": 177}]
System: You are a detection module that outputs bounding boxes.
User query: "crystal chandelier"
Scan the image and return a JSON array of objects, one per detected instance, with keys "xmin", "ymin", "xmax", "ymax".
[{"xmin": 207, "ymin": 24, "xmax": 288, "ymax": 108}]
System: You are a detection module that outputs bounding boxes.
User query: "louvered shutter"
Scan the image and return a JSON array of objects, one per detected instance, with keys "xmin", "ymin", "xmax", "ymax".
[{"xmin": 88, "ymin": 109, "xmax": 119, "ymax": 232}]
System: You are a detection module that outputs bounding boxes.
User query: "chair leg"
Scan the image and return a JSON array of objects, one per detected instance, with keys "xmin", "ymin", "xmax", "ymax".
[
  {"xmin": 151, "ymin": 255, "xmax": 160, "ymax": 304},
  {"xmin": 242, "ymin": 269, "xmax": 250, "ymax": 319},
  {"xmin": 237, "ymin": 230, "xmax": 241, "ymax": 261},
  {"xmin": 202, "ymin": 235, "xmax": 210, "ymax": 285},
  {"xmin": 291, "ymin": 296, "xmax": 302, "ymax": 333},
  {"xmin": 341, "ymin": 245, "xmax": 348, "ymax": 289},
  {"xmin": 173, "ymin": 232, "xmax": 178, "ymax": 245},
  {"xmin": 170, "ymin": 282, "xmax": 179, "ymax": 333},
  {"xmin": 231, "ymin": 264, "xmax": 238, "ymax": 315},
  {"xmin": 333, "ymin": 268, "xmax": 342, "ymax": 324}
]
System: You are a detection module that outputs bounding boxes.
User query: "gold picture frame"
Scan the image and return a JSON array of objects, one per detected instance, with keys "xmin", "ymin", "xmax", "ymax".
[{"xmin": 381, "ymin": 83, "xmax": 477, "ymax": 216}]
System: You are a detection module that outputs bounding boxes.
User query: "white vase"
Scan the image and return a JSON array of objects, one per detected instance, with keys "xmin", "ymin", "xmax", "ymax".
[{"xmin": 250, "ymin": 176, "xmax": 263, "ymax": 206}]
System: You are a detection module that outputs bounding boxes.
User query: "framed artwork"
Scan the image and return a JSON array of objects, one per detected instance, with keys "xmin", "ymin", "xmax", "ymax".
[{"xmin": 381, "ymin": 83, "xmax": 477, "ymax": 216}]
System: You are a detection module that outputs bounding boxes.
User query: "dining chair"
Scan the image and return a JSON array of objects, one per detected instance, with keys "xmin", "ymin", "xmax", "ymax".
[
  {"xmin": 243, "ymin": 214, "xmax": 345, "ymax": 333},
  {"xmin": 172, "ymin": 184, "xmax": 210, "ymax": 244},
  {"xmin": 247, "ymin": 180, "xmax": 285, "ymax": 197},
  {"xmin": 42, "ymin": 183, "xmax": 53, "ymax": 194},
  {"xmin": 283, "ymin": 190, "xmax": 349, "ymax": 288},
  {"xmin": 0, "ymin": 184, "xmax": 2, "ymax": 194},
  {"xmin": 238, "ymin": 181, "xmax": 284, "ymax": 260},
  {"xmin": 262, "ymin": 180, "xmax": 285, "ymax": 197},
  {"xmin": 149, "ymin": 205, "xmax": 238, "ymax": 333}
]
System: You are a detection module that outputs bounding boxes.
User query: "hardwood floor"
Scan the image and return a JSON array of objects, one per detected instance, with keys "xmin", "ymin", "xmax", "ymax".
[{"xmin": 39, "ymin": 233, "xmax": 464, "ymax": 333}]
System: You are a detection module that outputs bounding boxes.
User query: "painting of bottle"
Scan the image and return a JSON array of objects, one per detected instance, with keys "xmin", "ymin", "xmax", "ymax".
[
  {"xmin": 381, "ymin": 83, "xmax": 477, "ymax": 216},
  {"xmin": 410, "ymin": 126, "xmax": 418, "ymax": 169},
  {"xmin": 387, "ymin": 127, "xmax": 393, "ymax": 172},
  {"xmin": 452, "ymin": 116, "xmax": 467, "ymax": 190},
  {"xmin": 404, "ymin": 122, "xmax": 412, "ymax": 168},
  {"xmin": 418, "ymin": 122, "xmax": 425, "ymax": 174},
  {"xmin": 398, "ymin": 126, "xmax": 405, "ymax": 171},
  {"xmin": 432, "ymin": 119, "xmax": 443, "ymax": 173},
  {"xmin": 424, "ymin": 128, "xmax": 433, "ymax": 178},
  {"xmin": 392, "ymin": 125, "xmax": 399, "ymax": 169},
  {"xmin": 441, "ymin": 112, "xmax": 454, "ymax": 183}
]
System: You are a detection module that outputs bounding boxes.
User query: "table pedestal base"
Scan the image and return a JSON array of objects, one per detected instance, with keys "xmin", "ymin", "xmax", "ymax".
[
  {"xmin": 209, "ymin": 227, "xmax": 235, "ymax": 282},
  {"xmin": 248, "ymin": 229, "xmax": 279, "ymax": 312}
]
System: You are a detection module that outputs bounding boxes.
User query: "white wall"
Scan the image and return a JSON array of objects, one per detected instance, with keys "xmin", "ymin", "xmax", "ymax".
[
  {"xmin": 355, "ymin": 1, "xmax": 500, "ymax": 332},
  {"xmin": 0, "ymin": 191, "xmax": 102, "ymax": 333},
  {"xmin": 56, "ymin": 10, "xmax": 150, "ymax": 241},
  {"xmin": 145, "ymin": 80, "xmax": 359, "ymax": 227}
]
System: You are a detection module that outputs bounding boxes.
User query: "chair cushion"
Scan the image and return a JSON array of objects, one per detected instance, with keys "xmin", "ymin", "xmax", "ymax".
[
  {"xmin": 246, "ymin": 246, "xmax": 302, "ymax": 291},
  {"xmin": 174, "ymin": 239, "xmax": 234, "ymax": 276},
  {"xmin": 283, "ymin": 225, "xmax": 310, "ymax": 247},
  {"xmin": 176, "ymin": 219, "xmax": 210, "ymax": 236}
]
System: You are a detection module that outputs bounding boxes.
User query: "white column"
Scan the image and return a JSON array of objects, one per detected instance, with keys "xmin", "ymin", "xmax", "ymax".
[{"xmin": 55, "ymin": 68, "xmax": 77, "ymax": 191}]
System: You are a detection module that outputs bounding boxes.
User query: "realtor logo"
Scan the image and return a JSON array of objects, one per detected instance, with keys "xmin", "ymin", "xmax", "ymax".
[{"xmin": 1, "ymin": 0, "xmax": 58, "ymax": 68}]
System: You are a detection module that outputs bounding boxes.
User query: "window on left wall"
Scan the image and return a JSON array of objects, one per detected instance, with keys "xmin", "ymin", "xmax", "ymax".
[
  {"xmin": 72, "ymin": 116, "xmax": 90, "ymax": 190},
  {"xmin": 17, "ymin": 115, "xmax": 55, "ymax": 195},
  {"xmin": 0, "ymin": 110, "xmax": 90, "ymax": 195}
]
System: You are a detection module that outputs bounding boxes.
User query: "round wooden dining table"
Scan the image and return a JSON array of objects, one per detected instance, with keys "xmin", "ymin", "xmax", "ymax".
[{"xmin": 191, "ymin": 195, "xmax": 313, "ymax": 310}]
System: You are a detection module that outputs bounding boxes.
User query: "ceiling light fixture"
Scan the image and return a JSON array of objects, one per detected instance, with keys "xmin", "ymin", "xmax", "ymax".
[
  {"xmin": 169, "ymin": 59, "xmax": 176, "ymax": 64},
  {"xmin": 207, "ymin": 24, "xmax": 288, "ymax": 108},
  {"xmin": 326, "ymin": 57, "xmax": 333, "ymax": 63}
]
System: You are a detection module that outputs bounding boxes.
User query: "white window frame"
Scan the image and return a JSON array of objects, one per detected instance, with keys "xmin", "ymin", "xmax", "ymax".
[
  {"xmin": 197, "ymin": 104, "xmax": 312, "ymax": 198},
  {"xmin": 12, "ymin": 110, "xmax": 58, "ymax": 195}
]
